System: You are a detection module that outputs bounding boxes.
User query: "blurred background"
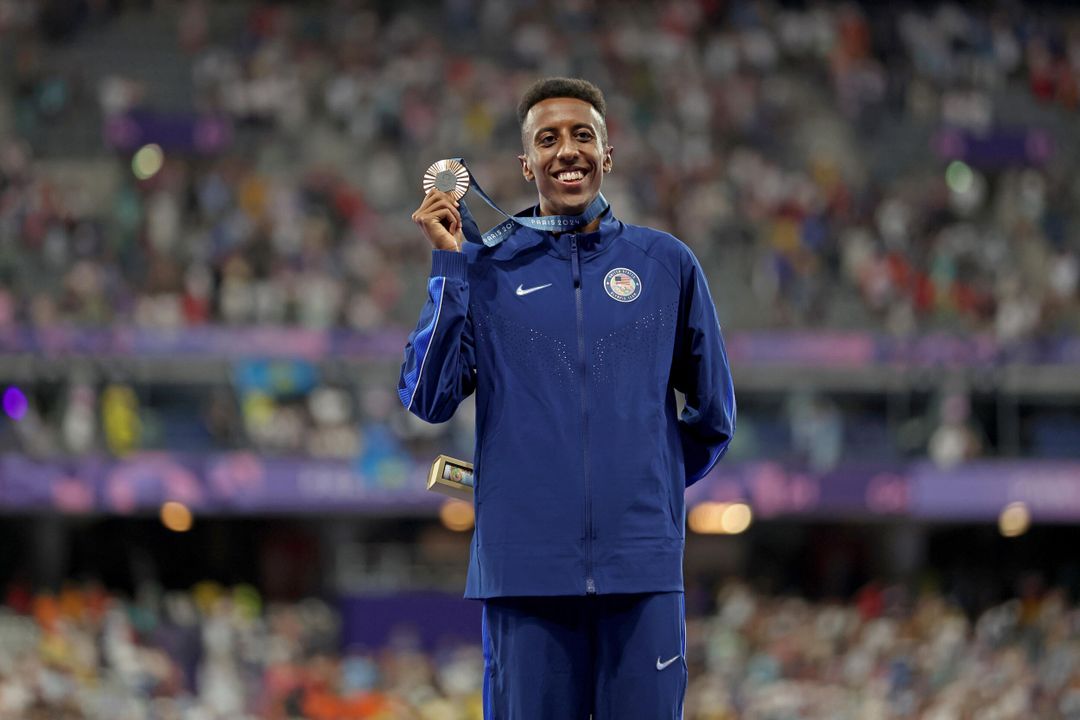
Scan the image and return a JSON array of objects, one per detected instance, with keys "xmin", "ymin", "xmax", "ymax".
[{"xmin": 1, "ymin": 0, "xmax": 1080, "ymax": 717}]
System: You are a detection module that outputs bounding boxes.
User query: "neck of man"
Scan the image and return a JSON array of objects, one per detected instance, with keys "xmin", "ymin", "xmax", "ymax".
[{"xmin": 538, "ymin": 196, "xmax": 602, "ymax": 235}]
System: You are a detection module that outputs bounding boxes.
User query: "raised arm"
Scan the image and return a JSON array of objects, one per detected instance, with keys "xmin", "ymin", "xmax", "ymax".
[{"xmin": 398, "ymin": 190, "xmax": 475, "ymax": 422}]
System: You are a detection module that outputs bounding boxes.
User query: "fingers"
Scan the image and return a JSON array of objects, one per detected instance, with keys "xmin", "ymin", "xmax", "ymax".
[
  {"xmin": 423, "ymin": 208, "xmax": 460, "ymax": 235},
  {"xmin": 412, "ymin": 192, "xmax": 461, "ymax": 228},
  {"xmin": 412, "ymin": 190, "xmax": 463, "ymax": 250},
  {"xmin": 417, "ymin": 189, "xmax": 461, "ymax": 220}
]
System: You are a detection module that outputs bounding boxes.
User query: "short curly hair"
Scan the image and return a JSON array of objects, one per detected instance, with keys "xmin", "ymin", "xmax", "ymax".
[{"xmin": 517, "ymin": 77, "xmax": 607, "ymax": 145}]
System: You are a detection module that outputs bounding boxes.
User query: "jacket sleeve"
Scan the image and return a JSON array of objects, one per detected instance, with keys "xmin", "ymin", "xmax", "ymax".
[
  {"xmin": 398, "ymin": 250, "xmax": 476, "ymax": 423},
  {"xmin": 672, "ymin": 248, "xmax": 736, "ymax": 487}
]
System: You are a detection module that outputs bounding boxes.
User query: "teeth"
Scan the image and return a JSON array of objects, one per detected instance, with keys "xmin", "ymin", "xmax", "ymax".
[{"xmin": 557, "ymin": 170, "xmax": 584, "ymax": 181}]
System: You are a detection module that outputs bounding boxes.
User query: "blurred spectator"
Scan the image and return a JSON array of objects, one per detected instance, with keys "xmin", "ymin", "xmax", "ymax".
[
  {"xmin": 928, "ymin": 389, "xmax": 983, "ymax": 468},
  {"xmin": 786, "ymin": 389, "xmax": 844, "ymax": 473}
]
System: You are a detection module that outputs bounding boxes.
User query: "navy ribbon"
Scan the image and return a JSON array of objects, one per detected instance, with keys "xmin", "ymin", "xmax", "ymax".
[{"xmin": 450, "ymin": 157, "xmax": 609, "ymax": 247}]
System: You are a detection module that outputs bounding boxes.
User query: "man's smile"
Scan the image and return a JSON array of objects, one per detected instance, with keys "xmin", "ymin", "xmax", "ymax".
[{"xmin": 553, "ymin": 167, "xmax": 589, "ymax": 187}]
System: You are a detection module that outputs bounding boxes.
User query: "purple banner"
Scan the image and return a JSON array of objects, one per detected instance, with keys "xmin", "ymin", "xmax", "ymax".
[
  {"xmin": 0, "ymin": 453, "xmax": 909, "ymax": 518},
  {"xmin": 935, "ymin": 127, "xmax": 1053, "ymax": 168},
  {"xmin": 913, "ymin": 461, "xmax": 1080, "ymax": 520},
  {"xmin": 725, "ymin": 332, "xmax": 876, "ymax": 366},
  {"xmin": 105, "ymin": 110, "xmax": 233, "ymax": 154},
  {"xmin": 689, "ymin": 461, "xmax": 910, "ymax": 518},
  {"xmin": 0, "ymin": 326, "xmax": 409, "ymax": 361},
  {"xmin": 2, "ymin": 325, "xmax": 1080, "ymax": 368},
  {"xmin": 5, "ymin": 453, "xmax": 1080, "ymax": 521},
  {"xmin": 0, "ymin": 456, "xmax": 102, "ymax": 513},
  {"xmin": 0, "ymin": 453, "xmax": 438, "ymax": 514}
]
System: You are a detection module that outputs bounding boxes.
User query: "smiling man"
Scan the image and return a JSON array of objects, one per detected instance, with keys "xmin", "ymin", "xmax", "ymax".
[
  {"xmin": 400, "ymin": 77, "xmax": 736, "ymax": 719},
  {"xmin": 518, "ymin": 92, "xmax": 611, "ymax": 221}
]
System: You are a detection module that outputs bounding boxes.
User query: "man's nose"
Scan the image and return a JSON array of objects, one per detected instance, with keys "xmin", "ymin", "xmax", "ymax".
[{"xmin": 556, "ymin": 137, "xmax": 579, "ymax": 160}]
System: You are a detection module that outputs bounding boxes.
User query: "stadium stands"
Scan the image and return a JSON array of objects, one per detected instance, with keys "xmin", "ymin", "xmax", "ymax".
[
  {"xmin": 1, "ymin": 0, "xmax": 1077, "ymax": 336},
  {"xmin": 2, "ymin": 1, "xmax": 1080, "ymax": 717},
  {"xmin": 3, "ymin": 580, "xmax": 1080, "ymax": 718}
]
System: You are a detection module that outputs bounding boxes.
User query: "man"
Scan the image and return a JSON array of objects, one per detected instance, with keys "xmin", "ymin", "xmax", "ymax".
[{"xmin": 399, "ymin": 77, "xmax": 735, "ymax": 719}]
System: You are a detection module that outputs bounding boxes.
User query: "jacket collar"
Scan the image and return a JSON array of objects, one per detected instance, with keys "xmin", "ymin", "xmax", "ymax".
[{"xmin": 484, "ymin": 205, "xmax": 621, "ymax": 261}]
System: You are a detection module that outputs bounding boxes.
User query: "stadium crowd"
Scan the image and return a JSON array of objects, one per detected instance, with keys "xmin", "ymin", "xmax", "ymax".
[
  {"xmin": 1, "ymin": 4, "xmax": 1079, "ymax": 719},
  {"xmin": 0, "ymin": 0, "xmax": 1078, "ymax": 337},
  {"xmin": 2, "ymin": 579, "xmax": 1080, "ymax": 719}
]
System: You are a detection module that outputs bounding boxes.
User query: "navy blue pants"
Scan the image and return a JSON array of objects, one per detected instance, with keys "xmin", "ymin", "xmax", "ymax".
[{"xmin": 481, "ymin": 592, "xmax": 686, "ymax": 720}]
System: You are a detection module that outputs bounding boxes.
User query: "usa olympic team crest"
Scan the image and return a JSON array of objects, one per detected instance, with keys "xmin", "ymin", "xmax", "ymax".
[{"xmin": 604, "ymin": 268, "xmax": 641, "ymax": 303}]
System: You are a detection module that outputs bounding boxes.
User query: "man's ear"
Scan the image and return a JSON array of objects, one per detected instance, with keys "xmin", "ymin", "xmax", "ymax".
[
  {"xmin": 519, "ymin": 154, "xmax": 534, "ymax": 182},
  {"xmin": 603, "ymin": 145, "xmax": 614, "ymax": 173}
]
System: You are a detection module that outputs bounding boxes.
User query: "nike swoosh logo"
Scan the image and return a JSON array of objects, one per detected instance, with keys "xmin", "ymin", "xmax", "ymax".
[
  {"xmin": 515, "ymin": 283, "xmax": 553, "ymax": 296},
  {"xmin": 656, "ymin": 655, "xmax": 681, "ymax": 671}
]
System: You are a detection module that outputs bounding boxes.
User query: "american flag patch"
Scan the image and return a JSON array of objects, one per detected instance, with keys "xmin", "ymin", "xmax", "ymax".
[{"xmin": 604, "ymin": 267, "xmax": 641, "ymax": 303}]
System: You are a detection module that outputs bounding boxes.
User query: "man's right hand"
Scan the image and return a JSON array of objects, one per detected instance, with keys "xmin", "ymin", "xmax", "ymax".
[{"xmin": 412, "ymin": 190, "xmax": 465, "ymax": 252}]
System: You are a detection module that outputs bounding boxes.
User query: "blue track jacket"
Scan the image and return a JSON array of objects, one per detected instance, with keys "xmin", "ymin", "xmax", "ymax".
[{"xmin": 399, "ymin": 209, "xmax": 735, "ymax": 599}]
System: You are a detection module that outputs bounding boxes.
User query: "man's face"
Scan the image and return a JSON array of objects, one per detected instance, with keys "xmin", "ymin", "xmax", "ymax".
[{"xmin": 519, "ymin": 97, "xmax": 613, "ymax": 217}]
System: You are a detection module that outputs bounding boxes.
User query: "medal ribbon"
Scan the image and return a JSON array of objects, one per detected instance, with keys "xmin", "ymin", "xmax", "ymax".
[{"xmin": 451, "ymin": 157, "xmax": 609, "ymax": 247}]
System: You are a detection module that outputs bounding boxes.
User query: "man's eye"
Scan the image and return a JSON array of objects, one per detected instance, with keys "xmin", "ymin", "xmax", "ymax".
[
  {"xmin": 539, "ymin": 136, "xmax": 556, "ymax": 146},
  {"xmin": 577, "ymin": 132, "xmax": 594, "ymax": 141}
]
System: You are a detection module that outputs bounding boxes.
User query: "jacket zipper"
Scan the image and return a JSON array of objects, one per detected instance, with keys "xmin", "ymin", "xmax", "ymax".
[{"xmin": 570, "ymin": 237, "xmax": 596, "ymax": 594}]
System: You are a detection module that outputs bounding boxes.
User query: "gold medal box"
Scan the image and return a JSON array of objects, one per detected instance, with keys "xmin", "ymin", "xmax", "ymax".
[{"xmin": 427, "ymin": 455, "xmax": 474, "ymax": 502}]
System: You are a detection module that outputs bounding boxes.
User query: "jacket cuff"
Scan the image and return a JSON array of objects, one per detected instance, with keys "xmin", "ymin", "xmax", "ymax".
[{"xmin": 431, "ymin": 250, "xmax": 467, "ymax": 280}]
